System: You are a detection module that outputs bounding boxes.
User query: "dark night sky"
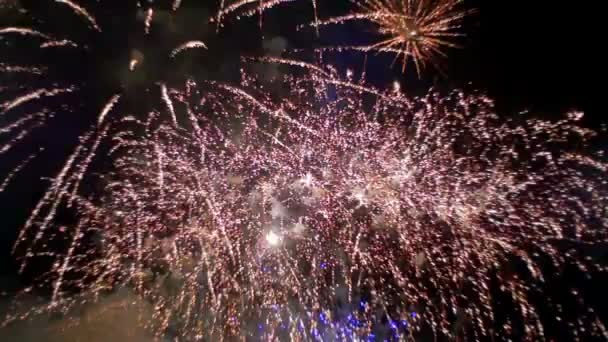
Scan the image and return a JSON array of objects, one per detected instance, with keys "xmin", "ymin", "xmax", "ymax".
[
  {"xmin": 0, "ymin": 0, "xmax": 592, "ymax": 281},
  {"xmin": 448, "ymin": 0, "xmax": 586, "ymax": 117}
]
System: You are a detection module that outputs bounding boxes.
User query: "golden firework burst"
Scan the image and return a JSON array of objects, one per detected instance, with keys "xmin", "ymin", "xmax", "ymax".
[
  {"xmin": 362, "ymin": 0, "xmax": 470, "ymax": 75},
  {"xmin": 308, "ymin": 0, "xmax": 471, "ymax": 76}
]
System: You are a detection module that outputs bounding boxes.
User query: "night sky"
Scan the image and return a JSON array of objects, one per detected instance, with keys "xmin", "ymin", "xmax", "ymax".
[
  {"xmin": 0, "ymin": 0, "xmax": 598, "ymax": 339},
  {"xmin": 448, "ymin": 0, "xmax": 586, "ymax": 117}
]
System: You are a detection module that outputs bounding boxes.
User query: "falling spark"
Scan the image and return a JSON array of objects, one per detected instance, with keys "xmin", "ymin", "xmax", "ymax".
[
  {"xmin": 129, "ymin": 59, "xmax": 139, "ymax": 71},
  {"xmin": 311, "ymin": 0, "xmax": 319, "ymax": 36},
  {"xmin": 169, "ymin": 40, "xmax": 208, "ymax": 58},
  {"xmin": 40, "ymin": 39, "xmax": 78, "ymax": 48},
  {"xmin": 97, "ymin": 94, "xmax": 121, "ymax": 125},
  {"xmin": 1, "ymin": 87, "xmax": 75, "ymax": 115},
  {"xmin": 172, "ymin": 0, "xmax": 183, "ymax": 11},
  {"xmin": 0, "ymin": 63, "xmax": 46, "ymax": 75},
  {"xmin": 160, "ymin": 83, "xmax": 177, "ymax": 126},
  {"xmin": 0, "ymin": 151, "xmax": 41, "ymax": 192},
  {"xmin": 248, "ymin": 56, "xmax": 330, "ymax": 77},
  {"xmin": 144, "ymin": 7, "xmax": 153, "ymax": 34},
  {"xmin": 218, "ymin": 0, "xmax": 298, "ymax": 20},
  {"xmin": 0, "ymin": 27, "xmax": 51, "ymax": 39},
  {"xmin": 54, "ymin": 0, "xmax": 101, "ymax": 32}
]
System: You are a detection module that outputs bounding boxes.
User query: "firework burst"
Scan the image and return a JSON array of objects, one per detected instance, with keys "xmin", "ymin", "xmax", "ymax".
[
  {"xmin": 310, "ymin": 0, "xmax": 471, "ymax": 76},
  {"xmin": 0, "ymin": 0, "xmax": 305, "ymax": 194},
  {"xmin": 1, "ymin": 2, "xmax": 605, "ymax": 342},
  {"xmin": 7, "ymin": 62, "xmax": 605, "ymax": 340}
]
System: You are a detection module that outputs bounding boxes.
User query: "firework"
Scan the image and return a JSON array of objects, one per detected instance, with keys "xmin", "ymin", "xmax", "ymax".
[
  {"xmin": 310, "ymin": 0, "xmax": 471, "ymax": 76},
  {"xmin": 9, "ymin": 62, "xmax": 605, "ymax": 340},
  {"xmin": 0, "ymin": 1, "xmax": 326, "ymax": 198},
  {"xmin": 1, "ymin": 2, "xmax": 605, "ymax": 341}
]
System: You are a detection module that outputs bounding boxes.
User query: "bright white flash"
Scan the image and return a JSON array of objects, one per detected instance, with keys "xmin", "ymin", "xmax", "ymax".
[{"xmin": 265, "ymin": 231, "xmax": 281, "ymax": 246}]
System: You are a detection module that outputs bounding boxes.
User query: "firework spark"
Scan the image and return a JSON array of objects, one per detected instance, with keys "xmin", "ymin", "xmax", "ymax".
[
  {"xmin": 215, "ymin": 0, "xmax": 320, "ymax": 31},
  {"xmin": 219, "ymin": 0, "xmax": 299, "ymax": 19},
  {"xmin": 97, "ymin": 94, "xmax": 121, "ymax": 125},
  {"xmin": 54, "ymin": 0, "xmax": 101, "ymax": 32},
  {"xmin": 144, "ymin": 7, "xmax": 154, "ymax": 34},
  {"xmin": 169, "ymin": 40, "xmax": 208, "ymax": 59},
  {"xmin": 0, "ymin": 63, "xmax": 46, "ymax": 75},
  {"xmin": 0, "ymin": 27, "xmax": 51, "ymax": 39}
]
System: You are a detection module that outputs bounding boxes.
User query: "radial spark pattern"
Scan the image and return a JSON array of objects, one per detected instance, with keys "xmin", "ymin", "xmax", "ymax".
[{"xmin": 311, "ymin": 0, "xmax": 471, "ymax": 76}]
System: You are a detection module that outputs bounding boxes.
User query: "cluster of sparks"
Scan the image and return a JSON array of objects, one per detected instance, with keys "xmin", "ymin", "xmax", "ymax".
[
  {"xmin": 6, "ymin": 64, "xmax": 607, "ymax": 340},
  {"xmin": 0, "ymin": 0, "xmax": 301, "ymax": 191},
  {"xmin": 0, "ymin": 1, "xmax": 607, "ymax": 341}
]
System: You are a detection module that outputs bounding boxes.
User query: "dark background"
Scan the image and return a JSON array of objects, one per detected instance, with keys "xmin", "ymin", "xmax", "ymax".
[{"xmin": 0, "ymin": 0, "xmax": 594, "ymax": 332}]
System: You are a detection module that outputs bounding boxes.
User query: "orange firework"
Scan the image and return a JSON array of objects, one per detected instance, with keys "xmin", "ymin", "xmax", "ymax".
[
  {"xmin": 362, "ymin": 0, "xmax": 470, "ymax": 75},
  {"xmin": 312, "ymin": 0, "xmax": 471, "ymax": 76}
]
